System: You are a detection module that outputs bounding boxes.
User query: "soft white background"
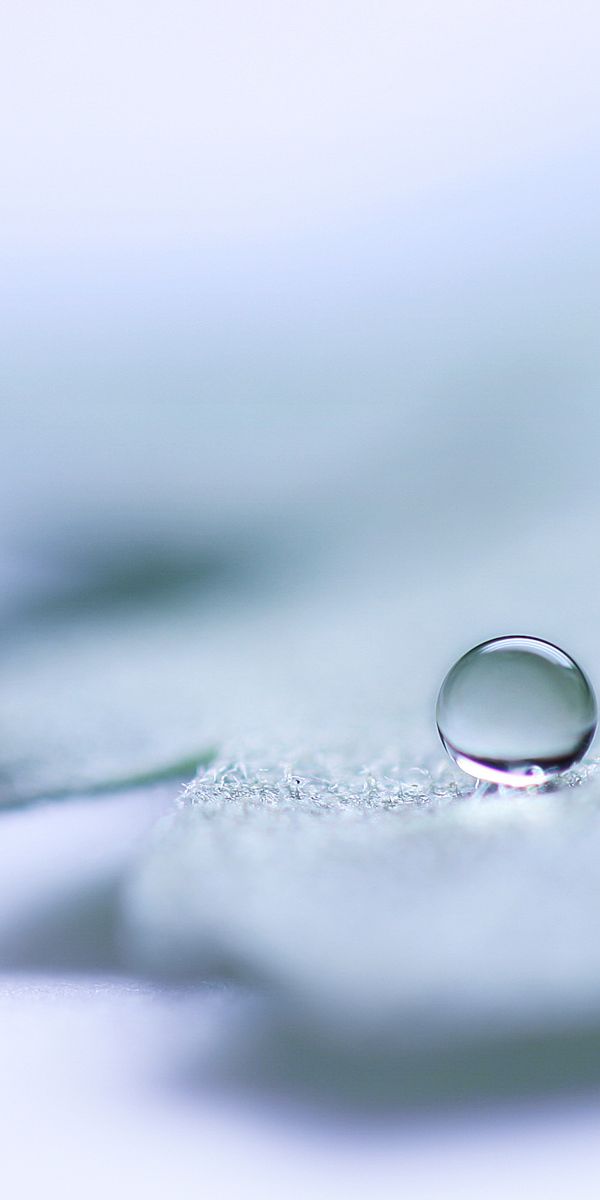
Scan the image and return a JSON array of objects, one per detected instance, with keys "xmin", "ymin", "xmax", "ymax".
[{"xmin": 2, "ymin": 2, "xmax": 600, "ymax": 1195}]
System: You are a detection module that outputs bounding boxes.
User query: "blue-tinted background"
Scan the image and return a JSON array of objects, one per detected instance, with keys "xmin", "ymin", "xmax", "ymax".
[
  {"xmin": 3, "ymin": 5, "xmax": 600, "ymax": 1196},
  {"xmin": 3, "ymin": 1, "xmax": 600, "ymax": 616}
]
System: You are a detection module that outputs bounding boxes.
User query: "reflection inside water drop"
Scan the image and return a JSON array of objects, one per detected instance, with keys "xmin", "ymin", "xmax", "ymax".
[{"xmin": 436, "ymin": 636, "xmax": 597, "ymax": 788}]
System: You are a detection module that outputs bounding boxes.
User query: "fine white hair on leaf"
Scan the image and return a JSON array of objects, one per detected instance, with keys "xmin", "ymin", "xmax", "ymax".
[{"xmin": 123, "ymin": 747, "xmax": 600, "ymax": 1045}]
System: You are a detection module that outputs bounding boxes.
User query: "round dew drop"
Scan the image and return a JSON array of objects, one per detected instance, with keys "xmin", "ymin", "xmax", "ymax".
[{"xmin": 436, "ymin": 636, "xmax": 597, "ymax": 787}]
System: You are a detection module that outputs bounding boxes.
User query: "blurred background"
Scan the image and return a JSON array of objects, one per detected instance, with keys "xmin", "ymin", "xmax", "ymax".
[
  {"xmin": 2, "ymin": 2, "xmax": 600, "ymax": 1196},
  {"xmin": 3, "ymin": 0, "xmax": 600, "ymax": 619}
]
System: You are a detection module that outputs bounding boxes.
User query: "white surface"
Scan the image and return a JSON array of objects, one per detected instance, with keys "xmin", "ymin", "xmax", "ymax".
[
  {"xmin": 126, "ymin": 756, "xmax": 600, "ymax": 1037},
  {"xmin": 3, "ymin": 506, "xmax": 600, "ymax": 1196},
  {"xmin": 1, "ymin": 789, "xmax": 600, "ymax": 1199}
]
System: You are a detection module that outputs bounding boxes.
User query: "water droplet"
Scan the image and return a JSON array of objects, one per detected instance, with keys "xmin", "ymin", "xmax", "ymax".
[{"xmin": 436, "ymin": 636, "xmax": 597, "ymax": 787}]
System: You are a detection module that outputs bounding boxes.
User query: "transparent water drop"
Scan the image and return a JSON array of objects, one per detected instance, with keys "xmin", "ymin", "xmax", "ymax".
[{"xmin": 436, "ymin": 636, "xmax": 597, "ymax": 788}]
